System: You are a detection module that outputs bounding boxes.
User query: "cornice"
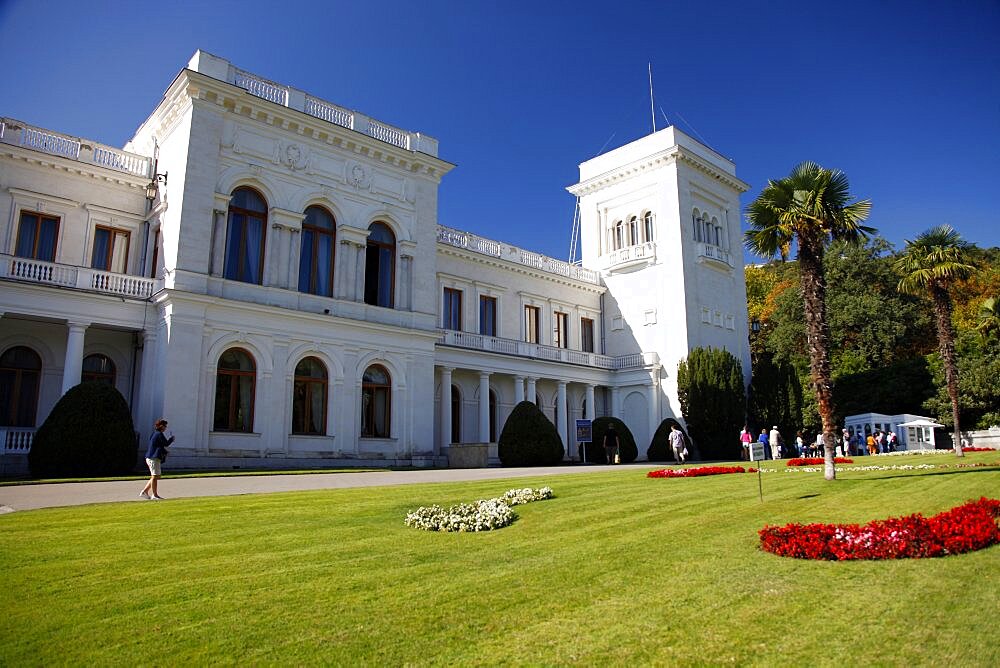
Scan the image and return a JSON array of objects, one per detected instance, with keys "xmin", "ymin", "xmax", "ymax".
[
  {"xmin": 436, "ymin": 244, "xmax": 606, "ymax": 294},
  {"xmin": 1, "ymin": 146, "xmax": 150, "ymax": 192},
  {"xmin": 567, "ymin": 145, "xmax": 749, "ymax": 197},
  {"xmin": 176, "ymin": 70, "xmax": 455, "ymax": 183}
]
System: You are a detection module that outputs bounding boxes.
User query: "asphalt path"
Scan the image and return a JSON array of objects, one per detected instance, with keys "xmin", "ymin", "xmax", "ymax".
[{"xmin": 0, "ymin": 463, "xmax": 653, "ymax": 512}]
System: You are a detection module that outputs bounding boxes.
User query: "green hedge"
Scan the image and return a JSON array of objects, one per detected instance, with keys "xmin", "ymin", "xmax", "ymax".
[
  {"xmin": 647, "ymin": 418, "xmax": 691, "ymax": 462},
  {"xmin": 29, "ymin": 382, "xmax": 138, "ymax": 478},
  {"xmin": 498, "ymin": 401, "xmax": 564, "ymax": 466},
  {"xmin": 579, "ymin": 417, "xmax": 637, "ymax": 463}
]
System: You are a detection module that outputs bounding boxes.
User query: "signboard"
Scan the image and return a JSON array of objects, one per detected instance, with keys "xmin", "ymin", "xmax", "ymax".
[
  {"xmin": 750, "ymin": 442, "xmax": 766, "ymax": 462},
  {"xmin": 575, "ymin": 419, "xmax": 593, "ymax": 443}
]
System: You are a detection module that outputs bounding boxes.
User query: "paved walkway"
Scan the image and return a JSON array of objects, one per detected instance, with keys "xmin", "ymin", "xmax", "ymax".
[{"xmin": 0, "ymin": 463, "xmax": 651, "ymax": 512}]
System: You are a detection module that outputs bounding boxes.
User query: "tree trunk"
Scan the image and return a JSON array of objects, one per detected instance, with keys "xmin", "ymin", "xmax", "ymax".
[
  {"xmin": 798, "ymin": 237, "xmax": 838, "ymax": 480},
  {"xmin": 931, "ymin": 283, "xmax": 964, "ymax": 457}
]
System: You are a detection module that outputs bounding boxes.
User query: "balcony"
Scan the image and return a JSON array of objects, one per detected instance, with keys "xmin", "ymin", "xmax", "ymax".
[
  {"xmin": 1, "ymin": 255, "xmax": 159, "ymax": 299},
  {"xmin": 1, "ymin": 118, "xmax": 152, "ymax": 178},
  {"xmin": 436, "ymin": 225, "xmax": 600, "ymax": 284},
  {"xmin": 697, "ymin": 242, "xmax": 733, "ymax": 269},
  {"xmin": 602, "ymin": 242, "xmax": 656, "ymax": 272},
  {"xmin": 439, "ymin": 330, "xmax": 658, "ymax": 370}
]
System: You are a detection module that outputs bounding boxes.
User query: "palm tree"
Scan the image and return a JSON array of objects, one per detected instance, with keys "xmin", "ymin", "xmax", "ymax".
[
  {"xmin": 975, "ymin": 296, "xmax": 1000, "ymax": 342},
  {"xmin": 745, "ymin": 162, "xmax": 872, "ymax": 480},
  {"xmin": 895, "ymin": 225, "xmax": 977, "ymax": 456}
]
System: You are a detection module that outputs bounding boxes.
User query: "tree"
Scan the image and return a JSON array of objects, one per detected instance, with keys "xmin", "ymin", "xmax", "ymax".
[
  {"xmin": 497, "ymin": 400, "xmax": 564, "ymax": 466},
  {"xmin": 745, "ymin": 162, "xmax": 872, "ymax": 480},
  {"xmin": 976, "ymin": 296, "xmax": 1000, "ymax": 342},
  {"xmin": 894, "ymin": 225, "xmax": 977, "ymax": 456},
  {"xmin": 676, "ymin": 347, "xmax": 746, "ymax": 460},
  {"xmin": 29, "ymin": 382, "xmax": 138, "ymax": 478},
  {"xmin": 747, "ymin": 353, "xmax": 803, "ymax": 439}
]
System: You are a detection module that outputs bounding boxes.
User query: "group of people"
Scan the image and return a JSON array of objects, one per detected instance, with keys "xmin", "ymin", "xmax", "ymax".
[{"xmin": 739, "ymin": 424, "xmax": 899, "ymax": 460}]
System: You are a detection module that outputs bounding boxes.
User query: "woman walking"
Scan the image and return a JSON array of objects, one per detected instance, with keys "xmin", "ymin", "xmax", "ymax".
[{"xmin": 140, "ymin": 418, "xmax": 174, "ymax": 500}]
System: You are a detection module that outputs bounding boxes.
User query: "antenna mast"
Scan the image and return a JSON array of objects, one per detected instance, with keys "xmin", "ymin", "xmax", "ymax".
[
  {"xmin": 648, "ymin": 63, "xmax": 656, "ymax": 134},
  {"xmin": 568, "ymin": 196, "xmax": 581, "ymax": 265}
]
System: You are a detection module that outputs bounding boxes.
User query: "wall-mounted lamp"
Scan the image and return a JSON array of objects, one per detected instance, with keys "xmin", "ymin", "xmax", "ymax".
[{"xmin": 145, "ymin": 172, "xmax": 168, "ymax": 201}]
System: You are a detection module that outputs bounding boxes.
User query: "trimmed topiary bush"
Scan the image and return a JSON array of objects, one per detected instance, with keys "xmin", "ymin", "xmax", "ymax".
[
  {"xmin": 647, "ymin": 418, "xmax": 693, "ymax": 462},
  {"xmin": 28, "ymin": 382, "xmax": 138, "ymax": 478},
  {"xmin": 581, "ymin": 417, "xmax": 638, "ymax": 463},
  {"xmin": 498, "ymin": 401, "xmax": 564, "ymax": 467}
]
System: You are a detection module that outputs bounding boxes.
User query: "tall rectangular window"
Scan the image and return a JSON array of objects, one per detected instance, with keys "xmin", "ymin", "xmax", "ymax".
[
  {"xmin": 581, "ymin": 318, "xmax": 595, "ymax": 353},
  {"xmin": 479, "ymin": 296, "xmax": 497, "ymax": 336},
  {"xmin": 149, "ymin": 229, "xmax": 160, "ymax": 278},
  {"xmin": 15, "ymin": 211, "xmax": 59, "ymax": 262},
  {"xmin": 443, "ymin": 287, "xmax": 462, "ymax": 330},
  {"xmin": 91, "ymin": 226, "xmax": 130, "ymax": 273},
  {"xmin": 524, "ymin": 305, "xmax": 540, "ymax": 343},
  {"xmin": 554, "ymin": 312, "xmax": 568, "ymax": 348}
]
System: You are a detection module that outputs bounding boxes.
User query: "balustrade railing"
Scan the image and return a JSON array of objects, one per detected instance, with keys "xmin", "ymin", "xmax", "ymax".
[
  {"xmin": 1, "ymin": 118, "xmax": 152, "ymax": 178},
  {"xmin": 605, "ymin": 242, "xmax": 656, "ymax": 270},
  {"xmin": 304, "ymin": 96, "xmax": 354, "ymax": 129},
  {"xmin": 367, "ymin": 119, "xmax": 410, "ymax": 150},
  {"xmin": 698, "ymin": 242, "xmax": 732, "ymax": 267},
  {"xmin": 2, "ymin": 255, "xmax": 157, "ymax": 299},
  {"xmin": 234, "ymin": 69, "xmax": 288, "ymax": 105},
  {"xmin": 2, "ymin": 428, "xmax": 34, "ymax": 455},
  {"xmin": 436, "ymin": 225, "xmax": 599, "ymax": 284},
  {"xmin": 439, "ymin": 330, "xmax": 657, "ymax": 370}
]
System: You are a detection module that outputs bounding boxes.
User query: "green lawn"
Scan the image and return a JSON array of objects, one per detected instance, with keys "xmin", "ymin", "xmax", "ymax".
[{"xmin": 2, "ymin": 454, "xmax": 998, "ymax": 665}]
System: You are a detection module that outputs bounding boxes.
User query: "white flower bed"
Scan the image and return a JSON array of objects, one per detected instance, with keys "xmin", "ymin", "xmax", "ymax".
[{"xmin": 405, "ymin": 487, "xmax": 553, "ymax": 532}]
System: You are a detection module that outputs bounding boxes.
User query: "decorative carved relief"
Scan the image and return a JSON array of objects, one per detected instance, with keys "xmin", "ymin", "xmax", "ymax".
[
  {"xmin": 348, "ymin": 161, "xmax": 370, "ymax": 190},
  {"xmin": 284, "ymin": 143, "xmax": 307, "ymax": 171}
]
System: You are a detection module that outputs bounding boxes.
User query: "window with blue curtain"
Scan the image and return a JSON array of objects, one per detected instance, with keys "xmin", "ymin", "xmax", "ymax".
[
  {"xmin": 224, "ymin": 188, "xmax": 267, "ymax": 284},
  {"xmin": 364, "ymin": 222, "xmax": 395, "ymax": 308},
  {"xmin": 298, "ymin": 206, "xmax": 336, "ymax": 297},
  {"xmin": 15, "ymin": 212, "xmax": 59, "ymax": 262}
]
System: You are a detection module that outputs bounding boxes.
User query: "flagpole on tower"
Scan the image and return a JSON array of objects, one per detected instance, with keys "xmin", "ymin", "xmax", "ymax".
[{"xmin": 648, "ymin": 62, "xmax": 656, "ymax": 134}]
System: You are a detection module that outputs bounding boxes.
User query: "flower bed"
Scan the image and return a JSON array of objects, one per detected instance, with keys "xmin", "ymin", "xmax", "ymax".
[
  {"xmin": 759, "ymin": 497, "xmax": 1000, "ymax": 560},
  {"xmin": 963, "ymin": 446, "xmax": 995, "ymax": 453},
  {"xmin": 647, "ymin": 465, "xmax": 755, "ymax": 478},
  {"xmin": 786, "ymin": 457, "xmax": 853, "ymax": 466},
  {"xmin": 404, "ymin": 487, "xmax": 553, "ymax": 532}
]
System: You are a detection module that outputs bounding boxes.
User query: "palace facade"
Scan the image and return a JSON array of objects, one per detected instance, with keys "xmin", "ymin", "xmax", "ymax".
[{"xmin": 0, "ymin": 51, "xmax": 750, "ymax": 471}]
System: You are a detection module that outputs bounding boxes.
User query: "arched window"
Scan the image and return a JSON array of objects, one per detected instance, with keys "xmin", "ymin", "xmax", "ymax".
[
  {"xmin": 450, "ymin": 385, "xmax": 461, "ymax": 444},
  {"xmin": 224, "ymin": 187, "xmax": 267, "ymax": 284},
  {"xmin": 692, "ymin": 211, "xmax": 703, "ymax": 242},
  {"xmin": 298, "ymin": 206, "xmax": 336, "ymax": 297},
  {"xmin": 364, "ymin": 222, "xmax": 395, "ymax": 308},
  {"xmin": 292, "ymin": 356, "xmax": 327, "ymax": 435},
  {"xmin": 644, "ymin": 211, "xmax": 654, "ymax": 243},
  {"xmin": 82, "ymin": 353, "xmax": 116, "ymax": 386},
  {"xmin": 711, "ymin": 217, "xmax": 721, "ymax": 246},
  {"xmin": 613, "ymin": 221, "xmax": 624, "ymax": 250},
  {"xmin": 0, "ymin": 346, "xmax": 42, "ymax": 427},
  {"xmin": 361, "ymin": 364, "xmax": 391, "ymax": 437},
  {"xmin": 489, "ymin": 389, "xmax": 498, "ymax": 443},
  {"xmin": 214, "ymin": 348, "xmax": 255, "ymax": 432},
  {"xmin": 627, "ymin": 216, "xmax": 638, "ymax": 246}
]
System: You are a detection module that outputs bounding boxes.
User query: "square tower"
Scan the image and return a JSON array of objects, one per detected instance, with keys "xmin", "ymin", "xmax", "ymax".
[{"xmin": 568, "ymin": 127, "xmax": 751, "ymax": 420}]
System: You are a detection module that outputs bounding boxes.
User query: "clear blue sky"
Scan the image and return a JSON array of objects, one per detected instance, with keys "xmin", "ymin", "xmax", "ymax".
[{"xmin": 2, "ymin": 0, "xmax": 997, "ymax": 262}]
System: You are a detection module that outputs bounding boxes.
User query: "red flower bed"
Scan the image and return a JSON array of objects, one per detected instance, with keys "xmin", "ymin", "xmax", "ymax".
[
  {"xmin": 963, "ymin": 447, "xmax": 994, "ymax": 453},
  {"xmin": 647, "ymin": 465, "xmax": 755, "ymax": 478},
  {"xmin": 786, "ymin": 457, "xmax": 853, "ymax": 466},
  {"xmin": 759, "ymin": 497, "xmax": 1000, "ymax": 560}
]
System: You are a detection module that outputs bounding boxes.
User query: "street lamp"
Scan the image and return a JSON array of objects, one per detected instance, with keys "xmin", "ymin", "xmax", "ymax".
[{"xmin": 145, "ymin": 172, "xmax": 168, "ymax": 201}]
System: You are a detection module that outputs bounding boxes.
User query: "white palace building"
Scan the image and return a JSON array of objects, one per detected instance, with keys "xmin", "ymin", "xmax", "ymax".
[{"xmin": 0, "ymin": 51, "xmax": 750, "ymax": 471}]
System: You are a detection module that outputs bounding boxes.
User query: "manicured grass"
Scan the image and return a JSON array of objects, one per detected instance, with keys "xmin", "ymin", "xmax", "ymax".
[
  {"xmin": 1, "ymin": 454, "xmax": 998, "ymax": 665},
  {"xmin": 0, "ymin": 467, "xmax": 381, "ymax": 486}
]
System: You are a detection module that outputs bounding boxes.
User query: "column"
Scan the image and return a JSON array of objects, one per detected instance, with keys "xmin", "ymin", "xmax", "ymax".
[
  {"xmin": 439, "ymin": 367, "xmax": 453, "ymax": 451},
  {"xmin": 513, "ymin": 376, "xmax": 524, "ymax": 405},
  {"xmin": 137, "ymin": 329, "xmax": 158, "ymax": 433},
  {"xmin": 610, "ymin": 386, "xmax": 621, "ymax": 419},
  {"xmin": 478, "ymin": 371, "xmax": 491, "ymax": 443},
  {"xmin": 585, "ymin": 384, "xmax": 596, "ymax": 420},
  {"xmin": 61, "ymin": 321, "xmax": 90, "ymax": 394},
  {"xmin": 336, "ymin": 240, "xmax": 353, "ymax": 300},
  {"xmin": 355, "ymin": 243, "xmax": 367, "ymax": 303},
  {"xmin": 556, "ymin": 380, "xmax": 567, "ymax": 455},
  {"xmin": 648, "ymin": 380, "xmax": 660, "ymax": 436},
  {"xmin": 526, "ymin": 377, "xmax": 537, "ymax": 405},
  {"xmin": 400, "ymin": 254, "xmax": 414, "ymax": 311},
  {"xmin": 286, "ymin": 228, "xmax": 301, "ymax": 290}
]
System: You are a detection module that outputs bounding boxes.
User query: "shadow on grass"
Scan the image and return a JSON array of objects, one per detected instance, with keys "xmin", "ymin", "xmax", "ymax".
[{"xmin": 859, "ymin": 467, "xmax": 1000, "ymax": 482}]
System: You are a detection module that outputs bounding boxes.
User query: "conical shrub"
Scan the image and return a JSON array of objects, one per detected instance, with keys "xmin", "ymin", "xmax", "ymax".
[
  {"xmin": 28, "ymin": 382, "xmax": 138, "ymax": 478},
  {"xmin": 498, "ymin": 401, "xmax": 564, "ymax": 466},
  {"xmin": 583, "ymin": 416, "xmax": 638, "ymax": 463}
]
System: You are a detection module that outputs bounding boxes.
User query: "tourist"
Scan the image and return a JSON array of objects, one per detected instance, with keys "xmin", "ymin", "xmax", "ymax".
[
  {"xmin": 796, "ymin": 431, "xmax": 805, "ymax": 457},
  {"xmin": 886, "ymin": 431, "xmax": 898, "ymax": 452},
  {"xmin": 740, "ymin": 426, "xmax": 752, "ymax": 461},
  {"xmin": 603, "ymin": 426, "xmax": 620, "ymax": 464},
  {"xmin": 140, "ymin": 418, "xmax": 174, "ymax": 500},
  {"xmin": 842, "ymin": 428, "xmax": 851, "ymax": 456},
  {"xmin": 758, "ymin": 429, "xmax": 770, "ymax": 459},
  {"xmin": 670, "ymin": 425, "xmax": 687, "ymax": 463},
  {"xmin": 769, "ymin": 425, "xmax": 781, "ymax": 460},
  {"xmin": 866, "ymin": 433, "xmax": 876, "ymax": 456}
]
